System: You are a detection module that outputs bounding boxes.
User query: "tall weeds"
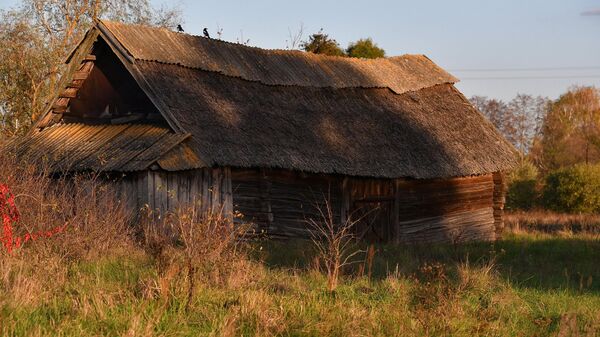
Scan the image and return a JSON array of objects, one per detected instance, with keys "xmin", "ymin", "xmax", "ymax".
[
  {"xmin": 0, "ymin": 153, "xmax": 133, "ymax": 258},
  {"xmin": 141, "ymin": 204, "xmax": 251, "ymax": 310},
  {"xmin": 308, "ymin": 199, "xmax": 365, "ymax": 292},
  {"xmin": 0, "ymin": 152, "xmax": 134, "ymax": 309}
]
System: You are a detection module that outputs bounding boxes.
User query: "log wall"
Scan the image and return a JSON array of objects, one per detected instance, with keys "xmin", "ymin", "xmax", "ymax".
[
  {"xmin": 113, "ymin": 167, "xmax": 502, "ymax": 243},
  {"xmin": 393, "ymin": 175, "xmax": 496, "ymax": 243},
  {"xmin": 492, "ymin": 172, "xmax": 506, "ymax": 238},
  {"xmin": 231, "ymin": 168, "xmax": 341, "ymax": 238}
]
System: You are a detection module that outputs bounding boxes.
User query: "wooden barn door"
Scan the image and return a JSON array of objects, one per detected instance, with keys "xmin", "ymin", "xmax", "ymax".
[
  {"xmin": 351, "ymin": 200, "xmax": 393, "ymax": 242},
  {"xmin": 347, "ymin": 179, "xmax": 395, "ymax": 243}
]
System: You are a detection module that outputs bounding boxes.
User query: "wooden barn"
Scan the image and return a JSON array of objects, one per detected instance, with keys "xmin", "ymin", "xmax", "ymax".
[{"xmin": 6, "ymin": 20, "xmax": 518, "ymax": 243}]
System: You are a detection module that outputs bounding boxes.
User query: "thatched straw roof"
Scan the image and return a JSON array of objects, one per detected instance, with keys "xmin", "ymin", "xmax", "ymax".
[
  {"xmin": 136, "ymin": 61, "xmax": 517, "ymax": 178},
  {"xmin": 16, "ymin": 20, "xmax": 517, "ymax": 179},
  {"xmin": 100, "ymin": 21, "xmax": 458, "ymax": 95}
]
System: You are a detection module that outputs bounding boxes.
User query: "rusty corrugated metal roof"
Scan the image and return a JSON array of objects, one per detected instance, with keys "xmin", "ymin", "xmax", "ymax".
[{"xmin": 7, "ymin": 123, "xmax": 204, "ymax": 172}]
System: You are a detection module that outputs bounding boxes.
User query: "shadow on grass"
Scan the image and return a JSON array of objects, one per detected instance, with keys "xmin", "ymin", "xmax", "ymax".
[{"xmin": 253, "ymin": 232, "xmax": 600, "ymax": 293}]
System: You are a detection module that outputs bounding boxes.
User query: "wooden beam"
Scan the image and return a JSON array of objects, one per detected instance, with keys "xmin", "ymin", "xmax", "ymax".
[
  {"xmin": 59, "ymin": 90, "xmax": 78, "ymax": 99},
  {"xmin": 52, "ymin": 107, "xmax": 67, "ymax": 114},
  {"xmin": 51, "ymin": 113, "xmax": 63, "ymax": 123},
  {"xmin": 52, "ymin": 103, "xmax": 67, "ymax": 111},
  {"xmin": 110, "ymin": 113, "xmax": 146, "ymax": 124},
  {"xmin": 72, "ymin": 71, "xmax": 89, "ymax": 81},
  {"xmin": 66, "ymin": 81, "xmax": 84, "ymax": 89}
]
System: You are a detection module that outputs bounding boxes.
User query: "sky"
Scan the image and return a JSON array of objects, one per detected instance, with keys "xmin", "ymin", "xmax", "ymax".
[{"xmin": 1, "ymin": 0, "xmax": 600, "ymax": 101}]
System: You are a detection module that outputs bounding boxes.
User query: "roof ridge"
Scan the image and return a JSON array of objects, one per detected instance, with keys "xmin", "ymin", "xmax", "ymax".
[
  {"xmin": 97, "ymin": 20, "xmax": 458, "ymax": 95},
  {"xmin": 98, "ymin": 19, "xmax": 387, "ymax": 61},
  {"xmin": 135, "ymin": 58, "xmax": 449, "ymax": 93}
]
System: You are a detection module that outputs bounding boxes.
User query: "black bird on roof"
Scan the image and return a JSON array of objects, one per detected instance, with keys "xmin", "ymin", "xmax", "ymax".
[
  {"xmin": 203, "ymin": 28, "xmax": 210, "ymax": 38},
  {"xmin": 176, "ymin": 24, "xmax": 184, "ymax": 32}
]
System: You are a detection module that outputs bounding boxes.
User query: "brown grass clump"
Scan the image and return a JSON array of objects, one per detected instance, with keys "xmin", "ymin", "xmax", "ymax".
[{"xmin": 308, "ymin": 199, "xmax": 365, "ymax": 292}]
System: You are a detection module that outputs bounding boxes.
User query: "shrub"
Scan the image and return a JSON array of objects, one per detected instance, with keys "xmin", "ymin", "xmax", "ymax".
[
  {"xmin": 506, "ymin": 159, "xmax": 540, "ymax": 210},
  {"xmin": 142, "ymin": 205, "xmax": 250, "ymax": 310},
  {"xmin": 0, "ymin": 151, "xmax": 133, "ymax": 258},
  {"xmin": 542, "ymin": 164, "xmax": 600, "ymax": 213},
  {"xmin": 507, "ymin": 180, "xmax": 538, "ymax": 211}
]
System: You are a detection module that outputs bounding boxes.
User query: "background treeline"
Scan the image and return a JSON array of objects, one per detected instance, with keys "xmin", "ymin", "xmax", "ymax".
[{"xmin": 472, "ymin": 87, "xmax": 600, "ymax": 213}]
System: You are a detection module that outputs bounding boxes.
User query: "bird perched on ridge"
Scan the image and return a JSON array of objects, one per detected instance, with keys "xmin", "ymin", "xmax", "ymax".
[
  {"xmin": 176, "ymin": 24, "xmax": 184, "ymax": 32},
  {"xmin": 203, "ymin": 28, "xmax": 210, "ymax": 38}
]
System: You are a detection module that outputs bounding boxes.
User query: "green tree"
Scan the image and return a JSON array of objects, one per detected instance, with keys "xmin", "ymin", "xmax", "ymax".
[
  {"xmin": 0, "ymin": 0, "xmax": 181, "ymax": 137},
  {"xmin": 346, "ymin": 38, "xmax": 385, "ymax": 59},
  {"xmin": 301, "ymin": 29, "xmax": 345, "ymax": 57},
  {"xmin": 542, "ymin": 164, "xmax": 600, "ymax": 213},
  {"xmin": 505, "ymin": 159, "xmax": 540, "ymax": 210}
]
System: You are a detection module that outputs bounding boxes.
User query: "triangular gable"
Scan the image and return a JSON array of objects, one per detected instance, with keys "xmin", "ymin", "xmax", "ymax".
[{"xmin": 34, "ymin": 21, "xmax": 184, "ymax": 134}]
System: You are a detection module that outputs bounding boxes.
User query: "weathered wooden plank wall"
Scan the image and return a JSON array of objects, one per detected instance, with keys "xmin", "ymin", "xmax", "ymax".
[
  {"xmin": 231, "ymin": 168, "xmax": 341, "ymax": 238},
  {"xmin": 115, "ymin": 167, "xmax": 232, "ymax": 221},
  {"xmin": 114, "ymin": 167, "xmax": 500, "ymax": 243},
  {"xmin": 343, "ymin": 178, "xmax": 396, "ymax": 242},
  {"xmin": 393, "ymin": 175, "xmax": 496, "ymax": 243}
]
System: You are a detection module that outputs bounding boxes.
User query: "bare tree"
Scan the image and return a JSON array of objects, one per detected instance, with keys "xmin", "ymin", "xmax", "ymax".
[
  {"xmin": 507, "ymin": 94, "xmax": 549, "ymax": 155},
  {"xmin": 308, "ymin": 199, "xmax": 365, "ymax": 292},
  {"xmin": 286, "ymin": 22, "xmax": 304, "ymax": 50},
  {"xmin": 471, "ymin": 95, "xmax": 548, "ymax": 156},
  {"xmin": 471, "ymin": 96, "xmax": 510, "ymax": 134}
]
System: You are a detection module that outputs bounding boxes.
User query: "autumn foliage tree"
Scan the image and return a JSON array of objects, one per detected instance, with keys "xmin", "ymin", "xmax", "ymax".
[{"xmin": 536, "ymin": 86, "xmax": 600, "ymax": 171}]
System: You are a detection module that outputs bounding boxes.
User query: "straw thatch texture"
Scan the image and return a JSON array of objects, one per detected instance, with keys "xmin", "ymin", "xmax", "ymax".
[
  {"xmin": 134, "ymin": 60, "xmax": 517, "ymax": 179},
  {"xmin": 100, "ymin": 20, "xmax": 457, "ymax": 94},
  {"xmin": 15, "ymin": 21, "xmax": 517, "ymax": 179}
]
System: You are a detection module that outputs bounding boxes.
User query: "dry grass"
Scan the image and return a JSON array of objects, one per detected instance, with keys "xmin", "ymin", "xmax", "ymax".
[
  {"xmin": 141, "ymin": 204, "xmax": 251, "ymax": 311},
  {"xmin": 0, "ymin": 153, "xmax": 134, "ymax": 307},
  {"xmin": 0, "ymin": 154, "xmax": 598, "ymax": 336},
  {"xmin": 505, "ymin": 210, "xmax": 600, "ymax": 234}
]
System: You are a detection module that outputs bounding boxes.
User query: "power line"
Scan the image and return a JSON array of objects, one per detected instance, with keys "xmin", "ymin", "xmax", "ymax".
[
  {"xmin": 450, "ymin": 66, "xmax": 600, "ymax": 72},
  {"xmin": 460, "ymin": 74, "xmax": 600, "ymax": 80}
]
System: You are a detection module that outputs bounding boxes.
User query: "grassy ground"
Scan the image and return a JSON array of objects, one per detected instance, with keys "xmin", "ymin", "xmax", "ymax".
[{"xmin": 1, "ymin": 230, "xmax": 598, "ymax": 337}]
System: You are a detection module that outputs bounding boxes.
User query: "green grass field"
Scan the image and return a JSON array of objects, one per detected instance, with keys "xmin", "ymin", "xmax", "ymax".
[{"xmin": 1, "ymin": 231, "xmax": 598, "ymax": 337}]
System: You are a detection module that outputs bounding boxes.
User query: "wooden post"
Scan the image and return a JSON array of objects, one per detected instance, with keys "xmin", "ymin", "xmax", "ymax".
[
  {"xmin": 259, "ymin": 169, "xmax": 274, "ymax": 231},
  {"xmin": 340, "ymin": 177, "xmax": 350, "ymax": 226},
  {"xmin": 492, "ymin": 172, "xmax": 506, "ymax": 239},
  {"xmin": 393, "ymin": 179, "xmax": 401, "ymax": 244},
  {"xmin": 222, "ymin": 167, "xmax": 233, "ymax": 222}
]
